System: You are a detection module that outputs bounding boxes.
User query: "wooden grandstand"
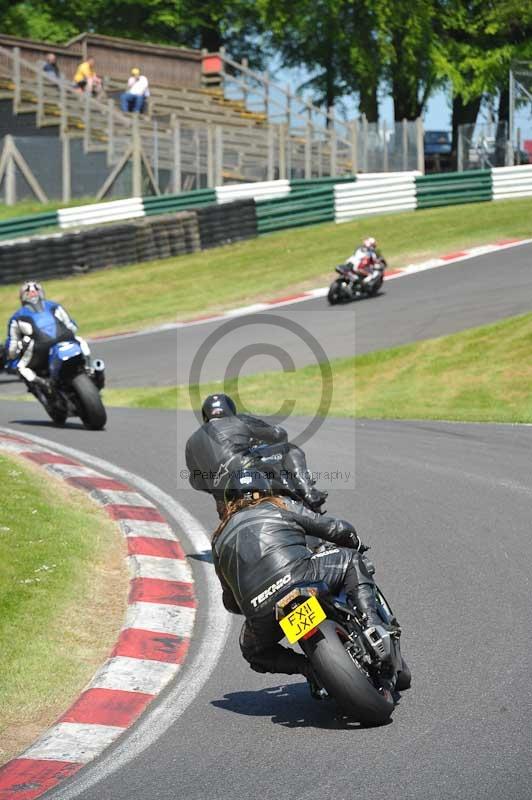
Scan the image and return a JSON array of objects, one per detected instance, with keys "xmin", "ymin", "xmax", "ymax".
[{"xmin": 0, "ymin": 34, "xmax": 422, "ymax": 199}]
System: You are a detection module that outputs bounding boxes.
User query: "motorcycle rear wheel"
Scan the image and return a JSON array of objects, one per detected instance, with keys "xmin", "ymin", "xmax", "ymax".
[
  {"xmin": 302, "ymin": 620, "xmax": 395, "ymax": 725},
  {"xmin": 72, "ymin": 373, "xmax": 107, "ymax": 430}
]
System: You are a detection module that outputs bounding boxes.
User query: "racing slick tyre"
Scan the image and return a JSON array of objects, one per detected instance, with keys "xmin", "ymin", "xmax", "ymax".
[
  {"xmin": 327, "ymin": 281, "xmax": 344, "ymax": 305},
  {"xmin": 72, "ymin": 373, "xmax": 107, "ymax": 430},
  {"xmin": 301, "ymin": 619, "xmax": 395, "ymax": 725},
  {"xmin": 368, "ymin": 275, "xmax": 383, "ymax": 297}
]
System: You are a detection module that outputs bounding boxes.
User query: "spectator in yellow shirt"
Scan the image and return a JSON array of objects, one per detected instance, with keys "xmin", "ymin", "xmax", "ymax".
[{"xmin": 73, "ymin": 57, "xmax": 102, "ymax": 96}]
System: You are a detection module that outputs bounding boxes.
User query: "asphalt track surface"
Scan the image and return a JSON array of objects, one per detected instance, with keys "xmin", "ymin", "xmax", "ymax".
[
  {"xmin": 0, "ymin": 406, "xmax": 531, "ymax": 800},
  {"xmin": 85, "ymin": 241, "xmax": 532, "ymax": 387},
  {"xmin": 1, "ymin": 244, "xmax": 531, "ymax": 799}
]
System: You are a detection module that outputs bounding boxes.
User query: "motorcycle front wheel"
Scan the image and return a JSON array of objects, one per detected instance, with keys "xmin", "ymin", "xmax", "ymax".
[
  {"xmin": 301, "ymin": 620, "xmax": 395, "ymax": 725},
  {"xmin": 71, "ymin": 373, "xmax": 107, "ymax": 430}
]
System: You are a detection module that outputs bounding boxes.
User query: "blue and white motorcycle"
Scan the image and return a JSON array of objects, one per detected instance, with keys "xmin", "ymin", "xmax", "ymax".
[{"xmin": 28, "ymin": 338, "xmax": 107, "ymax": 430}]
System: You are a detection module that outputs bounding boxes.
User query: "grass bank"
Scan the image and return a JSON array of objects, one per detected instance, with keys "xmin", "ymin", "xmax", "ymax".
[
  {"xmin": 103, "ymin": 311, "xmax": 532, "ymax": 424},
  {"xmin": 0, "ymin": 453, "xmax": 127, "ymax": 764},
  {"xmin": 0, "ymin": 197, "xmax": 531, "ymax": 338}
]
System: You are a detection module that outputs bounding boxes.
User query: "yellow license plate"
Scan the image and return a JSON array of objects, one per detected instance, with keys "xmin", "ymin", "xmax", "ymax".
[{"xmin": 279, "ymin": 595, "xmax": 327, "ymax": 644}]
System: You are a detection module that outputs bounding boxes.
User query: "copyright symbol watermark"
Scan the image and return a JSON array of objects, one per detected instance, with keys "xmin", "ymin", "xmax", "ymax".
[{"xmin": 188, "ymin": 312, "xmax": 333, "ymax": 448}]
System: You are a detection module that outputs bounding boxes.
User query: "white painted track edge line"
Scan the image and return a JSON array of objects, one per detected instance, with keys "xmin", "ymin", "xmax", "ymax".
[{"xmin": 0, "ymin": 427, "xmax": 231, "ymax": 800}]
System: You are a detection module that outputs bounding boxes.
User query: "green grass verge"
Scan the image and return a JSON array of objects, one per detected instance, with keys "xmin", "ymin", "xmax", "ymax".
[
  {"xmin": 103, "ymin": 311, "xmax": 532, "ymax": 423},
  {"xmin": 0, "ymin": 197, "xmax": 531, "ymax": 338},
  {"xmin": 0, "ymin": 452, "xmax": 127, "ymax": 764}
]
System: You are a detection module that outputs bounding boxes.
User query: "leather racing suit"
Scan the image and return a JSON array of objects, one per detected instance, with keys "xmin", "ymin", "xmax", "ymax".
[
  {"xmin": 211, "ymin": 497, "xmax": 378, "ymax": 677},
  {"xmin": 5, "ymin": 300, "xmax": 90, "ymax": 384},
  {"xmin": 185, "ymin": 414, "xmax": 322, "ymax": 516}
]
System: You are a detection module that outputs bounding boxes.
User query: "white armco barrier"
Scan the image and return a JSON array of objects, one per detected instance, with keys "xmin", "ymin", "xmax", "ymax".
[
  {"xmin": 334, "ymin": 172, "xmax": 420, "ymax": 223},
  {"xmin": 216, "ymin": 180, "xmax": 291, "ymax": 204},
  {"xmin": 492, "ymin": 165, "xmax": 532, "ymax": 200},
  {"xmin": 58, "ymin": 198, "xmax": 145, "ymax": 228}
]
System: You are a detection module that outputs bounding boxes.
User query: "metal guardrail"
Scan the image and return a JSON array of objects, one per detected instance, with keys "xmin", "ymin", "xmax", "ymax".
[{"xmin": 415, "ymin": 170, "xmax": 492, "ymax": 208}]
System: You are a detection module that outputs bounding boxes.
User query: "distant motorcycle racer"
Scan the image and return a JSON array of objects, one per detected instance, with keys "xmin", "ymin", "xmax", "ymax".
[{"xmin": 345, "ymin": 237, "xmax": 386, "ymax": 290}]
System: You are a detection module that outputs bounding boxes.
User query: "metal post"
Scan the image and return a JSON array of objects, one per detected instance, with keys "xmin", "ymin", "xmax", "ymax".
[
  {"xmin": 362, "ymin": 114, "xmax": 368, "ymax": 172},
  {"xmin": 241, "ymin": 58, "xmax": 249, "ymax": 108},
  {"xmin": 305, "ymin": 121, "xmax": 312, "ymax": 179},
  {"xmin": 36, "ymin": 67, "xmax": 44, "ymax": 127},
  {"xmin": 219, "ymin": 47, "xmax": 226, "ymax": 93},
  {"xmin": 509, "ymin": 68, "xmax": 514, "ymax": 146},
  {"xmin": 516, "ymin": 127, "xmax": 521, "ymax": 165},
  {"xmin": 5, "ymin": 137, "xmax": 16, "ymax": 205},
  {"xmin": 285, "ymin": 84, "xmax": 292, "ymax": 129},
  {"xmin": 152, "ymin": 118, "xmax": 159, "ymax": 191},
  {"xmin": 263, "ymin": 72, "xmax": 269, "ymax": 118},
  {"xmin": 279, "ymin": 123, "xmax": 286, "ymax": 179},
  {"xmin": 83, "ymin": 91, "xmax": 90, "ymax": 152},
  {"xmin": 131, "ymin": 114, "xmax": 142, "ymax": 196},
  {"xmin": 62, "ymin": 134, "xmax": 71, "ymax": 203},
  {"xmin": 267, "ymin": 124, "xmax": 275, "ymax": 180},
  {"xmin": 215, "ymin": 125, "xmax": 223, "ymax": 187},
  {"xmin": 206, "ymin": 124, "xmax": 215, "ymax": 187},
  {"xmin": 329, "ymin": 107, "xmax": 337, "ymax": 177},
  {"xmin": 382, "ymin": 120, "xmax": 388, "ymax": 172},
  {"xmin": 350, "ymin": 120, "xmax": 358, "ymax": 175},
  {"xmin": 457, "ymin": 126, "xmax": 463, "ymax": 171},
  {"xmin": 59, "ymin": 78, "xmax": 67, "ymax": 134},
  {"xmin": 402, "ymin": 118, "xmax": 408, "ymax": 171},
  {"xmin": 171, "ymin": 114, "xmax": 181, "ymax": 193},
  {"xmin": 416, "ymin": 117, "xmax": 424, "ymax": 173},
  {"xmin": 107, "ymin": 100, "xmax": 114, "ymax": 165},
  {"xmin": 13, "ymin": 47, "xmax": 21, "ymax": 113}
]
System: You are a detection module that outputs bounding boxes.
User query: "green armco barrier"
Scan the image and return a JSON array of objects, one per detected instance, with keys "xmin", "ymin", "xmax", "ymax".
[
  {"xmin": 256, "ymin": 185, "xmax": 335, "ymax": 232},
  {"xmin": 0, "ymin": 211, "xmax": 59, "ymax": 240},
  {"xmin": 258, "ymin": 208, "xmax": 334, "ymax": 233},
  {"xmin": 290, "ymin": 175, "xmax": 355, "ymax": 189},
  {"xmin": 143, "ymin": 189, "xmax": 216, "ymax": 216},
  {"xmin": 416, "ymin": 169, "xmax": 492, "ymax": 209}
]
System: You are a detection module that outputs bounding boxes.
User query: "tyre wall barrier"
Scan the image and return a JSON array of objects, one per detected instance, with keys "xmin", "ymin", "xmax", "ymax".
[
  {"xmin": 0, "ymin": 211, "xmax": 201, "ymax": 285},
  {"xmin": 197, "ymin": 198, "xmax": 257, "ymax": 249},
  {"xmin": 492, "ymin": 165, "xmax": 532, "ymax": 200},
  {"xmin": 334, "ymin": 172, "xmax": 419, "ymax": 223},
  {"xmin": 415, "ymin": 170, "xmax": 492, "ymax": 209}
]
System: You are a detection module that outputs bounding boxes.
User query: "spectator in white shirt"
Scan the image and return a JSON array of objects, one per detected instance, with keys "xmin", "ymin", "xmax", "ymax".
[{"xmin": 120, "ymin": 67, "xmax": 149, "ymax": 113}]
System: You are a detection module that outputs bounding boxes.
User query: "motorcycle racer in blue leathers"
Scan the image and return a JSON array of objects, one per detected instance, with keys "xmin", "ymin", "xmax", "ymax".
[{"xmin": 5, "ymin": 281, "xmax": 91, "ymax": 392}]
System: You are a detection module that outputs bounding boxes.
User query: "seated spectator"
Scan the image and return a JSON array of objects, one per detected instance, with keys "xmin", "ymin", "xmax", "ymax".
[
  {"xmin": 120, "ymin": 67, "xmax": 149, "ymax": 113},
  {"xmin": 73, "ymin": 57, "xmax": 102, "ymax": 97},
  {"xmin": 43, "ymin": 53, "xmax": 60, "ymax": 81}
]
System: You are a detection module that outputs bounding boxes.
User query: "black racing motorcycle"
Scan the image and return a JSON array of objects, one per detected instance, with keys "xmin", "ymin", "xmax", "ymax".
[
  {"xmin": 276, "ymin": 580, "xmax": 410, "ymax": 724},
  {"xmin": 327, "ymin": 256, "xmax": 386, "ymax": 305}
]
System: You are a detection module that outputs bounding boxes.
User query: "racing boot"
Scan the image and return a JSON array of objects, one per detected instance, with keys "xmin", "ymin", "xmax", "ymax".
[
  {"xmin": 349, "ymin": 583, "xmax": 393, "ymax": 664},
  {"xmin": 302, "ymin": 485, "xmax": 328, "ymax": 512},
  {"xmin": 284, "ymin": 447, "xmax": 328, "ymax": 511}
]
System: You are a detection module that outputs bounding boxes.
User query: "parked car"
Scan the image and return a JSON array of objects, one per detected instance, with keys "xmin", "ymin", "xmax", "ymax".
[{"xmin": 424, "ymin": 130, "xmax": 452, "ymax": 157}]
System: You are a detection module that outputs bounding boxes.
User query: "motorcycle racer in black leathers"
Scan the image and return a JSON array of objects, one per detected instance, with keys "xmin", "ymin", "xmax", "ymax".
[
  {"xmin": 185, "ymin": 393, "xmax": 327, "ymax": 517},
  {"xmin": 211, "ymin": 469, "xmax": 387, "ymax": 681}
]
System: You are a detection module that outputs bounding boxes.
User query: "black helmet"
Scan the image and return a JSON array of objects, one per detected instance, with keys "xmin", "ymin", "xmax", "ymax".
[
  {"xmin": 224, "ymin": 468, "xmax": 271, "ymax": 504},
  {"xmin": 202, "ymin": 393, "xmax": 236, "ymax": 423}
]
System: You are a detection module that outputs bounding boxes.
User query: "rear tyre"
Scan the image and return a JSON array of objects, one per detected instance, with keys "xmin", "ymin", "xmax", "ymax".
[
  {"xmin": 302, "ymin": 620, "xmax": 395, "ymax": 725},
  {"xmin": 71, "ymin": 373, "xmax": 107, "ymax": 430}
]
